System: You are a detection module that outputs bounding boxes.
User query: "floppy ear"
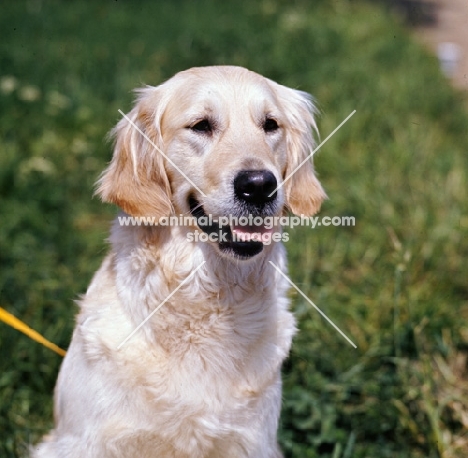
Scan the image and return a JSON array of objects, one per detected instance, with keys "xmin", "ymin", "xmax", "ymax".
[
  {"xmin": 275, "ymin": 84, "xmax": 327, "ymax": 216},
  {"xmin": 96, "ymin": 88, "xmax": 173, "ymax": 218}
]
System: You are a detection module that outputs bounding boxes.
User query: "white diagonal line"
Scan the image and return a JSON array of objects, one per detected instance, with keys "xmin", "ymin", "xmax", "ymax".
[
  {"xmin": 269, "ymin": 110, "xmax": 356, "ymax": 197},
  {"xmin": 118, "ymin": 109, "xmax": 207, "ymax": 197},
  {"xmin": 269, "ymin": 261, "xmax": 357, "ymax": 348},
  {"xmin": 117, "ymin": 261, "xmax": 206, "ymax": 349}
]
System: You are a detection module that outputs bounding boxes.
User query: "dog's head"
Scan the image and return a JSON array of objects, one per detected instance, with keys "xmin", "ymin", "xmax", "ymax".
[{"xmin": 97, "ymin": 66, "xmax": 326, "ymax": 259}]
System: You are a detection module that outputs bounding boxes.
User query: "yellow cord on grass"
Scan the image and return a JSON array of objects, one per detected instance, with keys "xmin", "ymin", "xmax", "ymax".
[{"xmin": 0, "ymin": 306, "xmax": 66, "ymax": 357}]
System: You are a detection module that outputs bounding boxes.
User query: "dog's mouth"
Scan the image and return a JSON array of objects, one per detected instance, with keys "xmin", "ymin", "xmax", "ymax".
[{"xmin": 188, "ymin": 196, "xmax": 274, "ymax": 259}]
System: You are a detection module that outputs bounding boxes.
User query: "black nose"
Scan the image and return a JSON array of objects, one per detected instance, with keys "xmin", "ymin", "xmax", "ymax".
[{"xmin": 234, "ymin": 170, "xmax": 277, "ymax": 205}]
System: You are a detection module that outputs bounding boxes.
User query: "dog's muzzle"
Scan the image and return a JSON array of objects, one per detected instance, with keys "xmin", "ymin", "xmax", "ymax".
[{"xmin": 189, "ymin": 169, "xmax": 279, "ymax": 259}]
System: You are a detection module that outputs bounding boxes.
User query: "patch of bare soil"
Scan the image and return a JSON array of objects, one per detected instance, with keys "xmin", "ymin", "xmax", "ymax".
[{"xmin": 414, "ymin": 0, "xmax": 468, "ymax": 90}]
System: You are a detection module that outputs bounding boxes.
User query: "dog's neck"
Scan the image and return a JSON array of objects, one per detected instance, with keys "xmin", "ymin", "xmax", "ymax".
[
  {"xmin": 111, "ymin": 220, "xmax": 284, "ymax": 281},
  {"xmin": 98, "ymin": 222, "xmax": 292, "ymax": 371},
  {"xmin": 108, "ymin": 222, "xmax": 288, "ymax": 329}
]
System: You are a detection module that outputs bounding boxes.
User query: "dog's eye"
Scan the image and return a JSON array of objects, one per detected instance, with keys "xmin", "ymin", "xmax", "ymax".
[
  {"xmin": 190, "ymin": 119, "xmax": 212, "ymax": 134},
  {"xmin": 263, "ymin": 118, "xmax": 279, "ymax": 133}
]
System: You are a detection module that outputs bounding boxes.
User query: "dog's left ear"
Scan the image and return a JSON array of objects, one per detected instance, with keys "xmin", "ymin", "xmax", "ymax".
[
  {"xmin": 96, "ymin": 87, "xmax": 173, "ymax": 218},
  {"xmin": 274, "ymin": 84, "xmax": 327, "ymax": 216}
]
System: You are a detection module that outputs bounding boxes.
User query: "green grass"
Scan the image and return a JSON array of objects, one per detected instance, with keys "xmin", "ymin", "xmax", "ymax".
[{"xmin": 1, "ymin": 0, "xmax": 468, "ymax": 456}]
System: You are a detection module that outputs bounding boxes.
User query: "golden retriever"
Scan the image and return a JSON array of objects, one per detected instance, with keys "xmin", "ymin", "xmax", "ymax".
[{"xmin": 33, "ymin": 66, "xmax": 325, "ymax": 458}]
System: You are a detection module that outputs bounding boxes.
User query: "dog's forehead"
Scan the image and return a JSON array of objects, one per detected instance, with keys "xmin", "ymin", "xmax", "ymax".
[{"xmin": 166, "ymin": 67, "xmax": 279, "ymax": 114}]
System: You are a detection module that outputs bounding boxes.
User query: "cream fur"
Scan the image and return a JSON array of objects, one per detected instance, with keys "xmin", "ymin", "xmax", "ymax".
[{"xmin": 32, "ymin": 66, "xmax": 325, "ymax": 458}]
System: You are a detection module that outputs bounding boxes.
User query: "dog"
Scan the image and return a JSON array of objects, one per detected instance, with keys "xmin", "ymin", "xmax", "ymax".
[{"xmin": 33, "ymin": 66, "xmax": 325, "ymax": 458}]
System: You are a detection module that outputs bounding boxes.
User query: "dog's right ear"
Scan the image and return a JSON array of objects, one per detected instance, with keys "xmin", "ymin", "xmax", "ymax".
[{"xmin": 96, "ymin": 88, "xmax": 173, "ymax": 218}]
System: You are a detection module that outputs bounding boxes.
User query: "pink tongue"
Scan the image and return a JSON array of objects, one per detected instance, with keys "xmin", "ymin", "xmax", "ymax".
[{"xmin": 231, "ymin": 225, "xmax": 273, "ymax": 243}]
